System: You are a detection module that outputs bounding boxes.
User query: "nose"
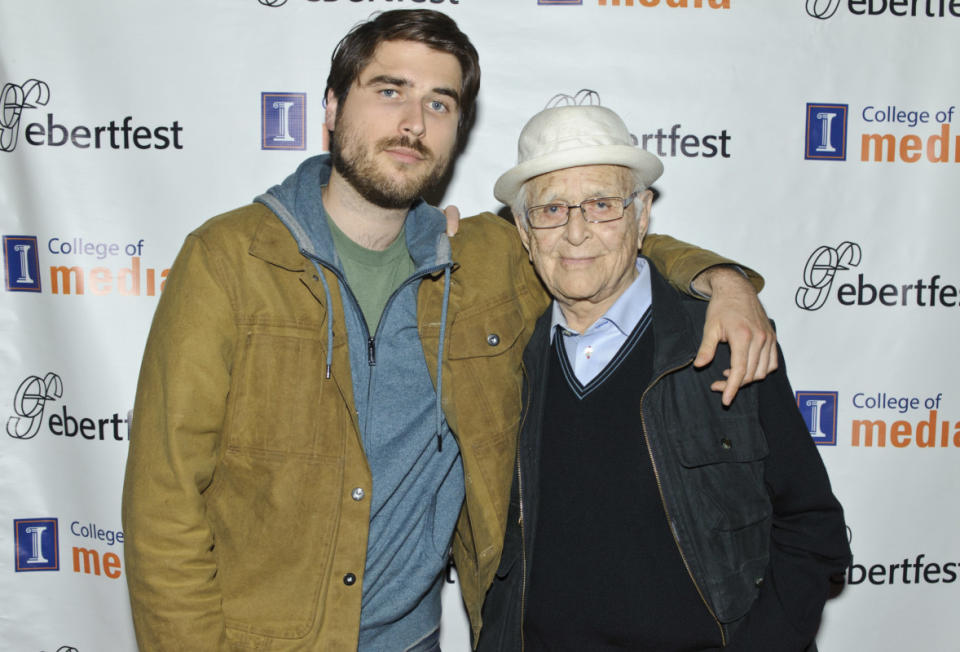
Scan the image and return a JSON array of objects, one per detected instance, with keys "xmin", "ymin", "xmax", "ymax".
[
  {"xmin": 563, "ymin": 207, "xmax": 590, "ymax": 245},
  {"xmin": 400, "ymin": 102, "xmax": 426, "ymax": 138}
]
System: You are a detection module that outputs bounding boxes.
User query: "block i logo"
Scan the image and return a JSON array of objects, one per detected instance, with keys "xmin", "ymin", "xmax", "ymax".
[
  {"xmin": 262, "ymin": 93, "xmax": 306, "ymax": 150},
  {"xmin": 805, "ymin": 103, "xmax": 847, "ymax": 161},
  {"xmin": 4, "ymin": 235, "xmax": 41, "ymax": 292},
  {"xmin": 796, "ymin": 391, "xmax": 838, "ymax": 445},
  {"xmin": 15, "ymin": 518, "xmax": 60, "ymax": 571}
]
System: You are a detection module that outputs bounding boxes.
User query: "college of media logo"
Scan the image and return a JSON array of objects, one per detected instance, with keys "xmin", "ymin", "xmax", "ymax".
[
  {"xmin": 14, "ymin": 515, "xmax": 126, "ymax": 582},
  {"xmin": 7, "ymin": 371, "xmax": 131, "ymax": 442},
  {"xmin": 539, "ymin": 0, "xmax": 582, "ymax": 5},
  {"xmin": 796, "ymin": 241, "xmax": 959, "ymax": 311},
  {"xmin": 806, "ymin": 0, "xmax": 960, "ymax": 18},
  {"xmin": 262, "ymin": 93, "xmax": 306, "ymax": 150},
  {"xmin": 0, "ymin": 79, "xmax": 50, "ymax": 152},
  {"xmin": 15, "ymin": 518, "xmax": 60, "ymax": 572},
  {"xmin": 805, "ymin": 103, "xmax": 847, "ymax": 160},
  {"xmin": 596, "ymin": 0, "xmax": 730, "ymax": 7},
  {"xmin": 806, "ymin": 100, "xmax": 958, "ymax": 164},
  {"xmin": 3, "ymin": 234, "xmax": 169, "ymax": 297},
  {"xmin": 796, "ymin": 391, "xmax": 838, "ymax": 445},
  {"xmin": 4, "ymin": 235, "xmax": 42, "ymax": 292}
]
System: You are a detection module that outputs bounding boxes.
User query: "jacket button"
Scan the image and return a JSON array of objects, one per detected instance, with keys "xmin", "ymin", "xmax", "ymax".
[
  {"xmin": 720, "ymin": 438, "xmax": 733, "ymax": 450},
  {"xmin": 755, "ymin": 576, "xmax": 764, "ymax": 587},
  {"xmin": 486, "ymin": 333, "xmax": 500, "ymax": 346},
  {"xmin": 343, "ymin": 573, "xmax": 357, "ymax": 586},
  {"xmin": 351, "ymin": 487, "xmax": 365, "ymax": 501}
]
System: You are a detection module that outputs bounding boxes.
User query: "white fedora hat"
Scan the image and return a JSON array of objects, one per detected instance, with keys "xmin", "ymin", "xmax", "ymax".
[{"xmin": 494, "ymin": 102, "xmax": 663, "ymax": 205}]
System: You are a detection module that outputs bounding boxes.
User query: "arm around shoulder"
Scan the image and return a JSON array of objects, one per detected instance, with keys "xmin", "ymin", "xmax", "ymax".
[{"xmin": 642, "ymin": 233, "xmax": 763, "ymax": 296}]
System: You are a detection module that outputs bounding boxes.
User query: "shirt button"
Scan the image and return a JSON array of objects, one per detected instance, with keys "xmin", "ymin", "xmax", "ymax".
[
  {"xmin": 720, "ymin": 438, "xmax": 733, "ymax": 450},
  {"xmin": 343, "ymin": 573, "xmax": 357, "ymax": 586},
  {"xmin": 486, "ymin": 333, "xmax": 500, "ymax": 346},
  {"xmin": 351, "ymin": 487, "xmax": 365, "ymax": 501}
]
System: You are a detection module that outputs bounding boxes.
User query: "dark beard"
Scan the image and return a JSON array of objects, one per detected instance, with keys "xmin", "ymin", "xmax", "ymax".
[{"xmin": 330, "ymin": 130, "xmax": 448, "ymax": 210}]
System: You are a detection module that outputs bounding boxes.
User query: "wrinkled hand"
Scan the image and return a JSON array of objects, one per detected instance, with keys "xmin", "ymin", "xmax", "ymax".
[
  {"xmin": 443, "ymin": 204, "xmax": 461, "ymax": 236},
  {"xmin": 693, "ymin": 267, "xmax": 778, "ymax": 406}
]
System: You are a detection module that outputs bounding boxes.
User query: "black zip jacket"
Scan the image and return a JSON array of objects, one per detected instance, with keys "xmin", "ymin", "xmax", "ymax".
[{"xmin": 477, "ymin": 261, "xmax": 850, "ymax": 652}]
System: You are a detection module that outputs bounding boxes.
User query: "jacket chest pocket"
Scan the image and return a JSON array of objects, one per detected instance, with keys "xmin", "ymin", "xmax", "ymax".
[
  {"xmin": 674, "ymin": 416, "xmax": 771, "ymax": 532},
  {"xmin": 445, "ymin": 299, "xmax": 526, "ymax": 422},
  {"xmin": 223, "ymin": 329, "xmax": 347, "ymax": 459}
]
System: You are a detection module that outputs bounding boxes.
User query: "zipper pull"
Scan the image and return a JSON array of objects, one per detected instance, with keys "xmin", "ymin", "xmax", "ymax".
[{"xmin": 367, "ymin": 337, "xmax": 376, "ymax": 366}]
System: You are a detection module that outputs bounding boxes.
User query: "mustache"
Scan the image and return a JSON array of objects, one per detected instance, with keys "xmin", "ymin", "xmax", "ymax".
[{"xmin": 378, "ymin": 136, "xmax": 432, "ymax": 159}]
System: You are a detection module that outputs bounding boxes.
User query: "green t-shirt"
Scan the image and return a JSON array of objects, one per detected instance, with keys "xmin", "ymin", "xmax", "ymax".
[{"xmin": 325, "ymin": 213, "xmax": 415, "ymax": 334}]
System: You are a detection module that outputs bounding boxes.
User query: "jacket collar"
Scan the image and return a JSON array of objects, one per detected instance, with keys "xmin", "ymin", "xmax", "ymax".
[
  {"xmin": 251, "ymin": 154, "xmax": 451, "ymax": 274},
  {"xmin": 646, "ymin": 257, "xmax": 702, "ymax": 378}
]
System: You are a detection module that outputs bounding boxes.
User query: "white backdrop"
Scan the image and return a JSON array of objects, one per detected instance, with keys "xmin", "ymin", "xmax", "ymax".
[{"xmin": 2, "ymin": 1, "xmax": 958, "ymax": 650}]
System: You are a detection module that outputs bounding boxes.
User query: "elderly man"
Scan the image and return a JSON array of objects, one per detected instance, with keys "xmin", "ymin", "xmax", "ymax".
[{"xmin": 478, "ymin": 98, "xmax": 851, "ymax": 652}]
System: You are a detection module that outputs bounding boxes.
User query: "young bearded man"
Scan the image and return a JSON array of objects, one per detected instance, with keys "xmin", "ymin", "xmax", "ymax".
[{"xmin": 122, "ymin": 10, "xmax": 777, "ymax": 651}]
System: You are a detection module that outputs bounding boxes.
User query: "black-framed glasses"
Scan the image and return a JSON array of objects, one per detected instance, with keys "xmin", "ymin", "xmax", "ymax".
[{"xmin": 525, "ymin": 191, "xmax": 639, "ymax": 230}]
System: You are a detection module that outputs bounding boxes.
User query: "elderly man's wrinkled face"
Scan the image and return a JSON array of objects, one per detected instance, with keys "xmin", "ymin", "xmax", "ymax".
[{"xmin": 515, "ymin": 164, "xmax": 652, "ymax": 331}]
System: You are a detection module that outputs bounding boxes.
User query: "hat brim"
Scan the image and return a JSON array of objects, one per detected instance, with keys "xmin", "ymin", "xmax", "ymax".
[{"xmin": 493, "ymin": 145, "xmax": 664, "ymax": 206}]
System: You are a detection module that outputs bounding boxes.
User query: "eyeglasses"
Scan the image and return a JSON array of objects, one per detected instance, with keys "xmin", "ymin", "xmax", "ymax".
[{"xmin": 525, "ymin": 192, "xmax": 639, "ymax": 230}]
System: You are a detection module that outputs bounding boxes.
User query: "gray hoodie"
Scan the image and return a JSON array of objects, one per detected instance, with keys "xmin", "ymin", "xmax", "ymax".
[{"xmin": 256, "ymin": 154, "xmax": 462, "ymax": 651}]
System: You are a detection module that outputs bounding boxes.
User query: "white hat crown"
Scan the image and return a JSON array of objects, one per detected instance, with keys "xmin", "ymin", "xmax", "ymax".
[{"xmin": 494, "ymin": 91, "xmax": 663, "ymax": 204}]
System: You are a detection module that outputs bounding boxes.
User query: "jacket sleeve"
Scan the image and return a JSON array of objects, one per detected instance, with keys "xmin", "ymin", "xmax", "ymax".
[
  {"xmin": 642, "ymin": 233, "xmax": 764, "ymax": 296},
  {"xmin": 725, "ymin": 348, "xmax": 851, "ymax": 651},
  {"xmin": 122, "ymin": 233, "xmax": 236, "ymax": 650}
]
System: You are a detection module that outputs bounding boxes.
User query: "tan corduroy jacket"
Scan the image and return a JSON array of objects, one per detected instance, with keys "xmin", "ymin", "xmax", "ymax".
[{"xmin": 122, "ymin": 206, "xmax": 758, "ymax": 650}]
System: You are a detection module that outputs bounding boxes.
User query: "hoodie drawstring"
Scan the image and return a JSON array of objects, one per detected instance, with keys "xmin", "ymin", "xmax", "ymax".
[
  {"xmin": 313, "ymin": 265, "xmax": 335, "ymax": 379},
  {"xmin": 434, "ymin": 266, "xmax": 452, "ymax": 452}
]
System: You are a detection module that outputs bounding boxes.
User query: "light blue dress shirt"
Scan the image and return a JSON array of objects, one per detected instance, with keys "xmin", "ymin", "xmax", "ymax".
[{"xmin": 550, "ymin": 257, "xmax": 653, "ymax": 385}]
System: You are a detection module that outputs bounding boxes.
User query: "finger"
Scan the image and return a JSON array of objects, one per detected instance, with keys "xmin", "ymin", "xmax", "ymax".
[
  {"xmin": 443, "ymin": 204, "xmax": 461, "ymax": 236},
  {"xmin": 710, "ymin": 379, "xmax": 727, "ymax": 394},
  {"xmin": 694, "ymin": 329, "xmax": 720, "ymax": 368},
  {"xmin": 765, "ymin": 334, "xmax": 780, "ymax": 374},
  {"xmin": 743, "ymin": 329, "xmax": 764, "ymax": 385},
  {"xmin": 723, "ymin": 349, "xmax": 747, "ymax": 407}
]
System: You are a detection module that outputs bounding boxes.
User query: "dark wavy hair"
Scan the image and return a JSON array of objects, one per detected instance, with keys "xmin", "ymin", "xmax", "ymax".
[{"xmin": 325, "ymin": 9, "xmax": 480, "ymax": 143}]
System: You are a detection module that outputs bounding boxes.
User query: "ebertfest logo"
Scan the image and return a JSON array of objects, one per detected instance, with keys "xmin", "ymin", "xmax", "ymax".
[
  {"xmin": 796, "ymin": 242, "xmax": 960, "ymax": 310},
  {"xmin": 7, "ymin": 373, "xmax": 62, "ymax": 440},
  {"xmin": 7, "ymin": 372, "xmax": 132, "ymax": 442},
  {"xmin": 806, "ymin": 0, "xmax": 960, "ymax": 19},
  {"xmin": 0, "ymin": 79, "xmax": 49, "ymax": 152},
  {"xmin": 0, "ymin": 78, "xmax": 183, "ymax": 151},
  {"xmin": 806, "ymin": 0, "xmax": 841, "ymax": 18},
  {"xmin": 839, "ymin": 528, "xmax": 960, "ymax": 586}
]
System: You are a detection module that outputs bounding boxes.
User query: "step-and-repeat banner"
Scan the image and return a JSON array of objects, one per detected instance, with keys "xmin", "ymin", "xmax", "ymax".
[{"xmin": 2, "ymin": 1, "xmax": 957, "ymax": 650}]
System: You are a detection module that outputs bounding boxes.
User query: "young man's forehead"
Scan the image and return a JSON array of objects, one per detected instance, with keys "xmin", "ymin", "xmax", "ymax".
[{"xmin": 357, "ymin": 40, "xmax": 463, "ymax": 86}]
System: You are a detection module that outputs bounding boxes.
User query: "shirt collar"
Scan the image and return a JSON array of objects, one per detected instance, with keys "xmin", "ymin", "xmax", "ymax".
[{"xmin": 550, "ymin": 257, "xmax": 652, "ymax": 342}]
